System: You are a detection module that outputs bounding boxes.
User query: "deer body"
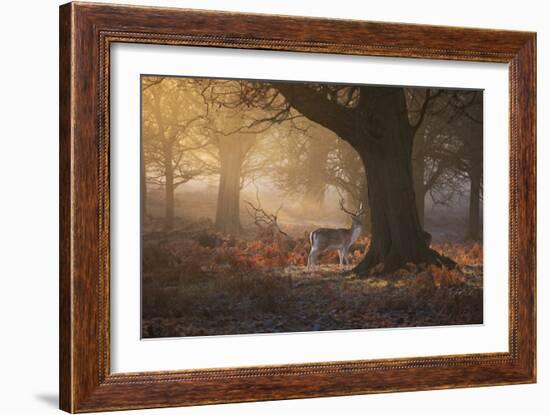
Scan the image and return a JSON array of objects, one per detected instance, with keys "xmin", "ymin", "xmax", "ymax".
[{"xmin": 307, "ymin": 201, "xmax": 364, "ymax": 270}]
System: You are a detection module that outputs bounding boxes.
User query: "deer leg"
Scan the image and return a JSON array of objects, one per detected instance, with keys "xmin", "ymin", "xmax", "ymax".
[
  {"xmin": 308, "ymin": 249, "xmax": 318, "ymax": 270},
  {"xmin": 343, "ymin": 248, "xmax": 349, "ymax": 266},
  {"xmin": 338, "ymin": 250, "xmax": 344, "ymax": 268}
]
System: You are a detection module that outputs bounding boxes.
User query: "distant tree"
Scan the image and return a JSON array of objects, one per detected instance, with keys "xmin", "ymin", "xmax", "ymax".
[
  {"xmin": 270, "ymin": 123, "xmax": 329, "ymax": 209},
  {"xmin": 269, "ymin": 122, "xmax": 367, "ymax": 224},
  {"xmin": 197, "ymin": 80, "xmax": 276, "ymax": 235},
  {"xmin": 301, "ymin": 125, "xmax": 333, "ymax": 208},
  {"xmin": 448, "ymin": 91, "xmax": 483, "ymax": 240},
  {"xmin": 406, "ymin": 88, "xmax": 451, "ymax": 228},
  {"xmin": 325, "ymin": 135, "xmax": 369, "ymax": 230},
  {"xmin": 407, "ymin": 89, "xmax": 483, "ymax": 240},
  {"xmin": 142, "ymin": 77, "xmax": 210, "ymax": 229},
  {"xmin": 140, "ymin": 77, "xmax": 167, "ymax": 223},
  {"xmin": 211, "ymin": 118, "xmax": 258, "ymax": 235}
]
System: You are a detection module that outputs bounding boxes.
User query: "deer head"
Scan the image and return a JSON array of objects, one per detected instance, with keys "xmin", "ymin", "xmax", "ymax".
[{"xmin": 339, "ymin": 199, "xmax": 365, "ymax": 224}]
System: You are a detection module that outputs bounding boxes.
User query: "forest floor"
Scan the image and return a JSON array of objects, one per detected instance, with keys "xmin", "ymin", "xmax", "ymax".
[{"xmin": 142, "ymin": 219, "xmax": 483, "ymax": 338}]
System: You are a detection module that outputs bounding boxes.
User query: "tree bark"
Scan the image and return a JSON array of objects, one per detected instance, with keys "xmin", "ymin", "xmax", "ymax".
[
  {"xmin": 215, "ymin": 135, "xmax": 249, "ymax": 234},
  {"xmin": 354, "ymin": 88, "xmax": 444, "ymax": 273},
  {"xmin": 358, "ymin": 181, "xmax": 371, "ymax": 233},
  {"xmin": 275, "ymin": 84, "xmax": 454, "ymax": 274},
  {"xmin": 467, "ymin": 167, "xmax": 481, "ymax": 240}
]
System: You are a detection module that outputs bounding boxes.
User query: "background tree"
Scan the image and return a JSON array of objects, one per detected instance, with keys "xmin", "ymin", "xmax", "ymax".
[
  {"xmin": 142, "ymin": 77, "xmax": 210, "ymax": 229},
  {"xmin": 324, "ymin": 131, "xmax": 368, "ymax": 214},
  {"xmin": 212, "ymin": 124, "xmax": 258, "ymax": 234},
  {"xmin": 140, "ymin": 77, "xmax": 168, "ymax": 224},
  {"xmin": 277, "ymin": 123, "xmax": 367, "ymax": 212},
  {"xmin": 199, "ymin": 80, "xmax": 280, "ymax": 234},
  {"xmin": 408, "ymin": 89, "xmax": 483, "ymax": 239},
  {"xmin": 447, "ymin": 91, "xmax": 483, "ymax": 240},
  {"xmin": 301, "ymin": 125, "xmax": 332, "ymax": 208}
]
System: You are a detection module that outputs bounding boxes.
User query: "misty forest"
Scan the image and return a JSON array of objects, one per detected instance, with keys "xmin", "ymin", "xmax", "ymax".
[{"xmin": 141, "ymin": 75, "xmax": 483, "ymax": 338}]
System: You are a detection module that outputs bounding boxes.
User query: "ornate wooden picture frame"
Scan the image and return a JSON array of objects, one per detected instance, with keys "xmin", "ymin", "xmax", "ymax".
[{"xmin": 59, "ymin": 2, "xmax": 536, "ymax": 412}]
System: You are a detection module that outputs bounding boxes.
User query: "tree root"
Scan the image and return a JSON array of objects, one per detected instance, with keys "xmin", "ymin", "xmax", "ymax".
[{"xmin": 348, "ymin": 247, "xmax": 457, "ymax": 278}]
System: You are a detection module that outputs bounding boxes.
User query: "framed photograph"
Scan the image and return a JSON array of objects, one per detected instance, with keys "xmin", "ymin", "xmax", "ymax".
[{"xmin": 59, "ymin": 2, "xmax": 536, "ymax": 412}]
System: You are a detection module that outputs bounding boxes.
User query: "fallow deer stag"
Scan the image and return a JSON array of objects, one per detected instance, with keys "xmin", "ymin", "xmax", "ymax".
[{"xmin": 307, "ymin": 200, "xmax": 365, "ymax": 270}]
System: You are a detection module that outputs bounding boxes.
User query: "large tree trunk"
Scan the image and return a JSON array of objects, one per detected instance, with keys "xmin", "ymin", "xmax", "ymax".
[
  {"xmin": 275, "ymin": 84, "xmax": 454, "ymax": 275},
  {"xmin": 164, "ymin": 146, "xmax": 175, "ymax": 230},
  {"xmin": 353, "ymin": 88, "xmax": 439, "ymax": 273},
  {"xmin": 215, "ymin": 137, "xmax": 246, "ymax": 234},
  {"xmin": 358, "ymin": 181, "xmax": 371, "ymax": 233},
  {"xmin": 467, "ymin": 167, "xmax": 481, "ymax": 240}
]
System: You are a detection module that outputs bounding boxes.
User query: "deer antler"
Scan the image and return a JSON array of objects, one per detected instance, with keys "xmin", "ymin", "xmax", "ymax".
[{"xmin": 339, "ymin": 199, "xmax": 357, "ymax": 217}]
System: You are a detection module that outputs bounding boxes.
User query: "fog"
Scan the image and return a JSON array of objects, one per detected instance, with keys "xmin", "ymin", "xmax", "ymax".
[{"xmin": 142, "ymin": 75, "xmax": 483, "ymax": 242}]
